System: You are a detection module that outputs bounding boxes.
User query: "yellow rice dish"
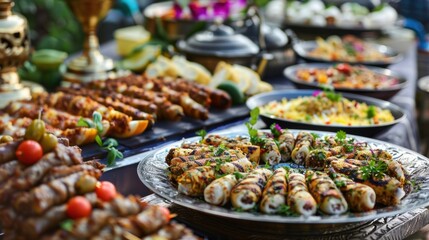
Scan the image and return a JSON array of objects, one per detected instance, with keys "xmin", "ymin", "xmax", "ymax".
[{"xmin": 260, "ymin": 92, "xmax": 395, "ymax": 126}]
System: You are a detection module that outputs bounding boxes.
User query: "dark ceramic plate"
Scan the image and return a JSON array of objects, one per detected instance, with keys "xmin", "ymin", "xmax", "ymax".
[
  {"xmin": 284, "ymin": 63, "xmax": 408, "ymax": 100},
  {"xmin": 246, "ymin": 90, "xmax": 405, "ymax": 137},
  {"xmin": 293, "ymin": 40, "xmax": 403, "ymax": 68}
]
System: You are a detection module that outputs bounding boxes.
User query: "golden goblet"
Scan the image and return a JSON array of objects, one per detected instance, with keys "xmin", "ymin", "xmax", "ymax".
[{"xmin": 63, "ymin": 0, "xmax": 116, "ymax": 83}]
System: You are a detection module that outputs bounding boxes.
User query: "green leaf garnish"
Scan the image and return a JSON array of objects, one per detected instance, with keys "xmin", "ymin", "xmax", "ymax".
[
  {"xmin": 360, "ymin": 160, "xmax": 388, "ymax": 180},
  {"xmin": 336, "ymin": 130, "xmax": 347, "ymax": 141},
  {"xmin": 311, "ymin": 133, "xmax": 320, "ymax": 139},
  {"xmin": 367, "ymin": 105, "xmax": 376, "ymax": 119},
  {"xmin": 92, "ymin": 112, "xmax": 103, "ymax": 133},
  {"xmin": 95, "ymin": 135, "xmax": 103, "ymax": 147},
  {"xmin": 334, "ymin": 179, "xmax": 346, "ymax": 188},
  {"xmin": 195, "ymin": 129, "xmax": 207, "ymax": 143},
  {"xmin": 60, "ymin": 219, "xmax": 74, "ymax": 232},
  {"xmin": 77, "ymin": 118, "xmax": 92, "ymax": 128},
  {"xmin": 214, "ymin": 144, "xmax": 227, "ymax": 157},
  {"xmin": 277, "ymin": 204, "xmax": 296, "ymax": 216},
  {"xmin": 249, "ymin": 108, "xmax": 260, "ymax": 125},
  {"xmin": 233, "ymin": 172, "xmax": 244, "ymax": 180}
]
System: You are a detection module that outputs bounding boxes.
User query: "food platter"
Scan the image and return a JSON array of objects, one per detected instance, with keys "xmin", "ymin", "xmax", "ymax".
[
  {"xmin": 284, "ymin": 63, "xmax": 408, "ymax": 100},
  {"xmin": 246, "ymin": 90, "xmax": 405, "ymax": 137},
  {"xmin": 137, "ymin": 130, "xmax": 429, "ymax": 224},
  {"xmin": 293, "ymin": 40, "xmax": 402, "ymax": 67}
]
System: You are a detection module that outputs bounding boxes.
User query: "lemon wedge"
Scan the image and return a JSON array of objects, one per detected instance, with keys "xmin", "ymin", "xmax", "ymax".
[{"xmin": 121, "ymin": 45, "xmax": 161, "ymax": 72}]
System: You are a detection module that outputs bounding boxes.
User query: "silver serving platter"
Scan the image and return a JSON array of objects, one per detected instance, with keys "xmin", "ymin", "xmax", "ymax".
[{"xmin": 137, "ymin": 130, "xmax": 429, "ymax": 224}]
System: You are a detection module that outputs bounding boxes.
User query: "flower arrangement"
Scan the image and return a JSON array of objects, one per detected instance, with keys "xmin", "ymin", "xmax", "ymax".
[{"xmin": 166, "ymin": 0, "xmax": 248, "ymax": 20}]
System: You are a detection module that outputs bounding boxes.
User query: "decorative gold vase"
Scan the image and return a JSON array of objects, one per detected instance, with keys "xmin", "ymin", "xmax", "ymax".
[
  {"xmin": 63, "ymin": 0, "xmax": 118, "ymax": 83},
  {"xmin": 0, "ymin": 0, "xmax": 31, "ymax": 107}
]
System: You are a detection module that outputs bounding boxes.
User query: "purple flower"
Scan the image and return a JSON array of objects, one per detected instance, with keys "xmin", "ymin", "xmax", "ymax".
[
  {"xmin": 274, "ymin": 124, "xmax": 283, "ymax": 134},
  {"xmin": 213, "ymin": 1, "xmax": 231, "ymax": 19},
  {"xmin": 173, "ymin": 3, "xmax": 184, "ymax": 19},
  {"xmin": 312, "ymin": 90, "xmax": 322, "ymax": 96},
  {"xmin": 189, "ymin": 2, "xmax": 208, "ymax": 20}
]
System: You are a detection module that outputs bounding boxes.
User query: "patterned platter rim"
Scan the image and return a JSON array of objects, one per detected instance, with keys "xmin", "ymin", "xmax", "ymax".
[{"xmin": 137, "ymin": 129, "xmax": 429, "ymax": 224}]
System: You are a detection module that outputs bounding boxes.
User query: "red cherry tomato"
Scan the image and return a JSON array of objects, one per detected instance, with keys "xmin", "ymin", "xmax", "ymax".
[
  {"xmin": 66, "ymin": 196, "xmax": 92, "ymax": 219},
  {"xmin": 95, "ymin": 181, "xmax": 117, "ymax": 201},
  {"xmin": 336, "ymin": 63, "xmax": 352, "ymax": 75},
  {"xmin": 15, "ymin": 140, "xmax": 43, "ymax": 165}
]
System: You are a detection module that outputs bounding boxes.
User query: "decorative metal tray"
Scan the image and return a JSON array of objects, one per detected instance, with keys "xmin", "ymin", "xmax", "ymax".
[{"xmin": 137, "ymin": 130, "xmax": 429, "ymax": 224}]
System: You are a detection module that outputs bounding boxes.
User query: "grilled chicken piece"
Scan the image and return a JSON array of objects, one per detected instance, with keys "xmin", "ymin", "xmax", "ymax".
[
  {"xmin": 306, "ymin": 170, "xmax": 348, "ymax": 215},
  {"xmin": 4, "ymin": 101, "xmax": 111, "ymax": 135},
  {"xmin": 291, "ymin": 132, "xmax": 314, "ymax": 165},
  {"xmin": 58, "ymin": 87, "xmax": 156, "ymax": 126},
  {"xmin": 0, "ymin": 161, "xmax": 23, "ymax": 182},
  {"xmin": 202, "ymin": 135, "xmax": 251, "ymax": 147},
  {"xmin": 278, "ymin": 130, "xmax": 295, "ymax": 161},
  {"xmin": 42, "ymin": 164, "xmax": 103, "ymax": 183},
  {"xmin": 167, "ymin": 148, "xmax": 245, "ymax": 167},
  {"xmin": 35, "ymin": 92, "xmax": 148, "ymax": 138},
  {"xmin": 328, "ymin": 170, "xmax": 376, "ymax": 212},
  {"xmin": 230, "ymin": 168, "xmax": 273, "ymax": 211},
  {"xmin": 260, "ymin": 168, "xmax": 288, "ymax": 214},
  {"xmin": 169, "ymin": 155, "xmax": 242, "ymax": 177},
  {"xmin": 177, "ymin": 158, "xmax": 253, "ymax": 197},
  {"xmin": 204, "ymin": 174, "xmax": 243, "ymax": 206},
  {"xmin": 287, "ymin": 171, "xmax": 317, "ymax": 217}
]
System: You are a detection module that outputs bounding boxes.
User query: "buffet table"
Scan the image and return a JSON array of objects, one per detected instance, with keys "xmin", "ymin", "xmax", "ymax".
[{"xmin": 93, "ymin": 40, "xmax": 426, "ymax": 239}]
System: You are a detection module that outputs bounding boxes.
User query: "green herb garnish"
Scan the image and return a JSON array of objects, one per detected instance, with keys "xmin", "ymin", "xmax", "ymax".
[
  {"xmin": 195, "ymin": 129, "xmax": 207, "ymax": 143},
  {"xmin": 367, "ymin": 105, "xmax": 376, "ymax": 119},
  {"xmin": 360, "ymin": 160, "xmax": 388, "ymax": 180},
  {"xmin": 324, "ymin": 90, "xmax": 342, "ymax": 102},
  {"xmin": 334, "ymin": 179, "xmax": 346, "ymax": 188},
  {"xmin": 277, "ymin": 204, "xmax": 296, "ymax": 216},
  {"xmin": 214, "ymin": 143, "xmax": 227, "ymax": 156},
  {"xmin": 245, "ymin": 108, "xmax": 266, "ymax": 145},
  {"xmin": 78, "ymin": 112, "xmax": 123, "ymax": 166},
  {"xmin": 336, "ymin": 130, "xmax": 347, "ymax": 141},
  {"xmin": 60, "ymin": 219, "xmax": 74, "ymax": 232},
  {"xmin": 311, "ymin": 133, "xmax": 320, "ymax": 140},
  {"xmin": 233, "ymin": 172, "xmax": 244, "ymax": 180}
]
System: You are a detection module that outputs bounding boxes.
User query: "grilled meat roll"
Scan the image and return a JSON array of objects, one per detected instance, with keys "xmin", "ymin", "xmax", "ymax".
[
  {"xmin": 260, "ymin": 168, "xmax": 288, "ymax": 214},
  {"xmin": 202, "ymin": 134, "xmax": 251, "ymax": 147},
  {"xmin": 13, "ymin": 169, "xmax": 102, "ymax": 215},
  {"xmin": 330, "ymin": 159, "xmax": 405, "ymax": 206},
  {"xmin": 328, "ymin": 170, "xmax": 376, "ymax": 212},
  {"xmin": 204, "ymin": 174, "xmax": 242, "ymax": 206},
  {"xmin": 304, "ymin": 149, "xmax": 332, "ymax": 169},
  {"xmin": 306, "ymin": 170, "xmax": 348, "ymax": 215},
  {"xmin": 169, "ymin": 155, "xmax": 242, "ymax": 177},
  {"xmin": 168, "ymin": 148, "xmax": 245, "ymax": 167},
  {"xmin": 0, "ymin": 140, "xmax": 20, "ymax": 164},
  {"xmin": 291, "ymin": 132, "xmax": 314, "ymax": 165},
  {"xmin": 230, "ymin": 168, "xmax": 273, "ymax": 211},
  {"xmin": 278, "ymin": 130, "xmax": 295, "ymax": 161},
  {"xmin": 177, "ymin": 158, "xmax": 253, "ymax": 196},
  {"xmin": 287, "ymin": 171, "xmax": 317, "ymax": 217},
  {"xmin": 258, "ymin": 131, "xmax": 281, "ymax": 166}
]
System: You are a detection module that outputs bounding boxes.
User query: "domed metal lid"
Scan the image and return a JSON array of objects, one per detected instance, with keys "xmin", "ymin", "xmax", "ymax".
[{"xmin": 177, "ymin": 21, "xmax": 259, "ymax": 58}]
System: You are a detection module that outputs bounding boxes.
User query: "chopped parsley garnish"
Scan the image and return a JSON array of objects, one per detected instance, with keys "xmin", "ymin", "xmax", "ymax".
[
  {"xmin": 311, "ymin": 133, "xmax": 320, "ymax": 139},
  {"xmin": 367, "ymin": 105, "xmax": 376, "ymax": 119},
  {"xmin": 195, "ymin": 129, "xmax": 207, "ymax": 143},
  {"xmin": 214, "ymin": 143, "xmax": 226, "ymax": 156},
  {"xmin": 305, "ymin": 114, "xmax": 312, "ymax": 121},
  {"xmin": 336, "ymin": 130, "xmax": 347, "ymax": 141},
  {"xmin": 277, "ymin": 204, "xmax": 296, "ymax": 216},
  {"xmin": 360, "ymin": 160, "xmax": 388, "ymax": 180},
  {"xmin": 233, "ymin": 172, "xmax": 245, "ymax": 180},
  {"xmin": 334, "ymin": 179, "xmax": 346, "ymax": 188}
]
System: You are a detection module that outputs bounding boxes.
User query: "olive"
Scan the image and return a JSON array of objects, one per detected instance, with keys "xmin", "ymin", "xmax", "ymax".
[
  {"xmin": 0, "ymin": 135, "xmax": 13, "ymax": 144},
  {"xmin": 25, "ymin": 119, "xmax": 45, "ymax": 142},
  {"xmin": 40, "ymin": 133, "xmax": 58, "ymax": 152},
  {"xmin": 75, "ymin": 175, "xmax": 98, "ymax": 194}
]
